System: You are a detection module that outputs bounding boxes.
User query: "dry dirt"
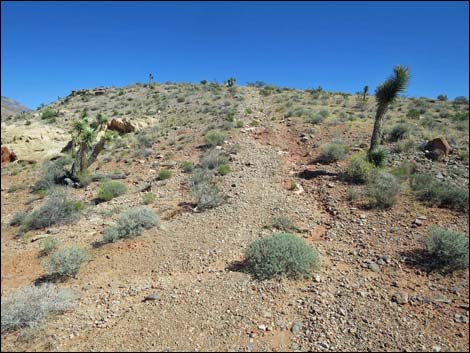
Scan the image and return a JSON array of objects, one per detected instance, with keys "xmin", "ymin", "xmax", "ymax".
[{"xmin": 1, "ymin": 84, "xmax": 469, "ymax": 352}]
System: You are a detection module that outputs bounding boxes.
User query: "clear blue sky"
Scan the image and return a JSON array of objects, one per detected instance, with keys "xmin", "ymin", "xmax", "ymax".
[{"xmin": 2, "ymin": 1, "xmax": 469, "ymax": 109}]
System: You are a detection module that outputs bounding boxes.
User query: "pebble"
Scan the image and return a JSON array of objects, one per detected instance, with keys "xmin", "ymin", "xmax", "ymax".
[
  {"xmin": 368, "ymin": 262, "xmax": 380, "ymax": 272},
  {"xmin": 291, "ymin": 321, "xmax": 303, "ymax": 335}
]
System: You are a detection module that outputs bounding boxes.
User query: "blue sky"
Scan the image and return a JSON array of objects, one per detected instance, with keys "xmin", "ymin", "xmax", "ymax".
[{"xmin": 2, "ymin": 1, "xmax": 469, "ymax": 109}]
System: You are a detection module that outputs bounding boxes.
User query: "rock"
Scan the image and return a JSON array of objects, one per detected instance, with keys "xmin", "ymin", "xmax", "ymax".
[
  {"xmin": 368, "ymin": 262, "xmax": 380, "ymax": 272},
  {"xmin": 454, "ymin": 313, "xmax": 467, "ymax": 323},
  {"xmin": 107, "ymin": 118, "xmax": 135, "ymax": 134},
  {"xmin": 258, "ymin": 324, "xmax": 267, "ymax": 331},
  {"xmin": 1, "ymin": 146, "xmax": 17, "ymax": 166},
  {"xmin": 432, "ymin": 346, "xmax": 441, "ymax": 352},
  {"xmin": 392, "ymin": 292, "xmax": 409, "ymax": 305},
  {"xmin": 424, "ymin": 137, "xmax": 453, "ymax": 157},
  {"xmin": 143, "ymin": 293, "xmax": 161, "ymax": 302},
  {"xmin": 413, "ymin": 218, "xmax": 423, "ymax": 226}
]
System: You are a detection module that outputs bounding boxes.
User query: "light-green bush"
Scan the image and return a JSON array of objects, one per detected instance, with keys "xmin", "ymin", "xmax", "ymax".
[
  {"xmin": 426, "ymin": 226, "xmax": 469, "ymax": 272},
  {"xmin": 245, "ymin": 233, "xmax": 320, "ymax": 280},
  {"xmin": 47, "ymin": 246, "xmax": 89, "ymax": 278}
]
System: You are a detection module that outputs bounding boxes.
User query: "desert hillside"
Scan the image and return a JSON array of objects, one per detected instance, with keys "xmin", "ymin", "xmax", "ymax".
[
  {"xmin": 1, "ymin": 96, "xmax": 31, "ymax": 121},
  {"xmin": 1, "ymin": 81, "xmax": 469, "ymax": 352}
]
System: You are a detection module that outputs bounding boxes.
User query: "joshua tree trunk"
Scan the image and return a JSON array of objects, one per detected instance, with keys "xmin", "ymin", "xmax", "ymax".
[
  {"xmin": 71, "ymin": 142, "xmax": 88, "ymax": 176},
  {"xmin": 368, "ymin": 104, "xmax": 388, "ymax": 155}
]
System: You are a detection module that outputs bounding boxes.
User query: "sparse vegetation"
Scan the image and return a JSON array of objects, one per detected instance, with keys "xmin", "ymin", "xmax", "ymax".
[
  {"xmin": 97, "ymin": 181, "xmax": 127, "ymax": 201},
  {"xmin": 18, "ymin": 190, "xmax": 84, "ymax": 234},
  {"xmin": 368, "ymin": 146, "xmax": 389, "ymax": 167},
  {"xmin": 245, "ymin": 233, "xmax": 320, "ymax": 280},
  {"xmin": 342, "ymin": 153, "xmax": 375, "ymax": 184},
  {"xmin": 142, "ymin": 192, "xmax": 156, "ymax": 205},
  {"xmin": 205, "ymin": 129, "xmax": 226, "ymax": 146},
  {"xmin": 426, "ymin": 226, "xmax": 469, "ymax": 272},
  {"xmin": 365, "ymin": 171, "xmax": 400, "ymax": 208},
  {"xmin": 410, "ymin": 173, "xmax": 469, "ymax": 211},
  {"xmin": 39, "ymin": 237, "xmax": 59, "ymax": 257},
  {"xmin": 102, "ymin": 207, "xmax": 160, "ymax": 243},
  {"xmin": 158, "ymin": 169, "xmax": 172, "ymax": 180},
  {"xmin": 1, "ymin": 284, "xmax": 75, "ymax": 333},
  {"xmin": 318, "ymin": 140, "xmax": 348, "ymax": 163},
  {"xmin": 46, "ymin": 246, "xmax": 89, "ymax": 278}
]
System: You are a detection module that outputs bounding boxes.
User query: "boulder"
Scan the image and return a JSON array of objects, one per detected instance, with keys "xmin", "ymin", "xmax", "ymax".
[
  {"xmin": 424, "ymin": 138, "xmax": 452, "ymax": 159},
  {"xmin": 107, "ymin": 119, "xmax": 135, "ymax": 134},
  {"xmin": 1, "ymin": 146, "xmax": 17, "ymax": 166}
]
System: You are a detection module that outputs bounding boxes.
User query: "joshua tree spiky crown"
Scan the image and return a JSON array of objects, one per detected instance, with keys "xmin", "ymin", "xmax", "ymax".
[{"xmin": 375, "ymin": 65, "xmax": 409, "ymax": 106}]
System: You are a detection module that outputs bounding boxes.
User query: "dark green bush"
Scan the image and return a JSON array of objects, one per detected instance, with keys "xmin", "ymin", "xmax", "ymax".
[
  {"xmin": 158, "ymin": 169, "xmax": 172, "ymax": 180},
  {"xmin": 205, "ymin": 130, "xmax": 226, "ymax": 147},
  {"xmin": 388, "ymin": 124, "xmax": 412, "ymax": 142},
  {"xmin": 245, "ymin": 233, "xmax": 320, "ymax": 280},
  {"xmin": 426, "ymin": 226, "xmax": 469, "ymax": 272},
  {"xmin": 368, "ymin": 146, "xmax": 390, "ymax": 167}
]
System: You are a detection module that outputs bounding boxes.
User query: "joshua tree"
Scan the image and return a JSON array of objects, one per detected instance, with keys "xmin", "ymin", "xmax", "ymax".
[
  {"xmin": 149, "ymin": 73, "xmax": 154, "ymax": 85},
  {"xmin": 368, "ymin": 66, "xmax": 410, "ymax": 159},
  {"xmin": 362, "ymin": 85, "xmax": 369, "ymax": 103},
  {"xmin": 225, "ymin": 77, "xmax": 236, "ymax": 87},
  {"xmin": 69, "ymin": 114, "xmax": 114, "ymax": 178}
]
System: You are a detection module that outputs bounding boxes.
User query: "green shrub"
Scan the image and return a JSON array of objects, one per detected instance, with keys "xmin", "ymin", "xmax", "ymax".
[
  {"xmin": 271, "ymin": 217, "xmax": 297, "ymax": 232},
  {"xmin": 97, "ymin": 181, "xmax": 127, "ymax": 201},
  {"xmin": 426, "ymin": 226, "xmax": 469, "ymax": 272},
  {"xmin": 388, "ymin": 124, "xmax": 412, "ymax": 141},
  {"xmin": 180, "ymin": 161, "xmax": 194, "ymax": 173},
  {"xmin": 76, "ymin": 170, "xmax": 92, "ymax": 187},
  {"xmin": 1, "ymin": 284, "xmax": 75, "ymax": 333},
  {"xmin": 191, "ymin": 180, "xmax": 224, "ymax": 210},
  {"xmin": 245, "ymin": 233, "xmax": 320, "ymax": 280},
  {"xmin": 38, "ymin": 237, "xmax": 58, "ymax": 257},
  {"xmin": 142, "ymin": 192, "xmax": 156, "ymax": 205},
  {"xmin": 365, "ymin": 171, "xmax": 400, "ymax": 208},
  {"xmin": 395, "ymin": 137, "xmax": 416, "ymax": 153},
  {"xmin": 32, "ymin": 160, "xmax": 68, "ymax": 192},
  {"xmin": 217, "ymin": 164, "xmax": 231, "ymax": 175},
  {"xmin": 205, "ymin": 130, "xmax": 226, "ymax": 147},
  {"xmin": 319, "ymin": 141, "xmax": 348, "ymax": 163},
  {"xmin": 158, "ymin": 169, "xmax": 172, "ymax": 180},
  {"xmin": 342, "ymin": 153, "xmax": 375, "ymax": 184},
  {"xmin": 41, "ymin": 109, "xmax": 58, "ymax": 120},
  {"xmin": 201, "ymin": 149, "xmax": 228, "ymax": 170},
  {"xmin": 47, "ymin": 247, "xmax": 89, "ymax": 278},
  {"xmin": 304, "ymin": 113, "xmax": 325, "ymax": 125},
  {"xmin": 10, "ymin": 212, "xmax": 26, "ymax": 226},
  {"xmin": 368, "ymin": 146, "xmax": 389, "ymax": 167},
  {"xmin": 346, "ymin": 187, "xmax": 359, "ymax": 201},
  {"xmin": 391, "ymin": 161, "xmax": 418, "ymax": 181},
  {"xmin": 19, "ymin": 191, "xmax": 83, "ymax": 234},
  {"xmin": 102, "ymin": 207, "xmax": 159, "ymax": 243},
  {"xmin": 410, "ymin": 174, "xmax": 469, "ymax": 211},
  {"xmin": 406, "ymin": 109, "xmax": 420, "ymax": 119},
  {"xmin": 235, "ymin": 120, "xmax": 244, "ymax": 128}
]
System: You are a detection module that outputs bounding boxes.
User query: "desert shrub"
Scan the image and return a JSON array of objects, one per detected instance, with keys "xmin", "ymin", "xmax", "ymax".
[
  {"xmin": 388, "ymin": 123, "xmax": 412, "ymax": 141},
  {"xmin": 32, "ymin": 160, "xmax": 68, "ymax": 192},
  {"xmin": 346, "ymin": 187, "xmax": 359, "ymax": 201},
  {"xmin": 235, "ymin": 120, "xmax": 244, "ymax": 128},
  {"xmin": 245, "ymin": 233, "xmax": 320, "ymax": 280},
  {"xmin": 437, "ymin": 95, "xmax": 448, "ymax": 101},
  {"xmin": 180, "ymin": 161, "xmax": 194, "ymax": 173},
  {"xmin": 271, "ymin": 216, "xmax": 296, "ymax": 232},
  {"xmin": 395, "ymin": 137, "xmax": 416, "ymax": 153},
  {"xmin": 368, "ymin": 146, "xmax": 390, "ymax": 167},
  {"xmin": 426, "ymin": 226, "xmax": 469, "ymax": 272},
  {"xmin": 365, "ymin": 171, "xmax": 400, "ymax": 208},
  {"xmin": 391, "ymin": 161, "xmax": 418, "ymax": 181},
  {"xmin": 319, "ymin": 141, "xmax": 348, "ymax": 163},
  {"xmin": 410, "ymin": 174, "xmax": 469, "ymax": 211},
  {"xmin": 453, "ymin": 96, "xmax": 469, "ymax": 105},
  {"xmin": 142, "ymin": 192, "xmax": 156, "ymax": 205},
  {"xmin": 217, "ymin": 164, "xmax": 231, "ymax": 175},
  {"xmin": 47, "ymin": 246, "xmax": 89, "ymax": 278},
  {"xmin": 41, "ymin": 109, "xmax": 58, "ymax": 120},
  {"xmin": 205, "ymin": 130, "xmax": 226, "ymax": 147},
  {"xmin": 19, "ymin": 190, "xmax": 83, "ymax": 234},
  {"xmin": 406, "ymin": 108, "xmax": 420, "ymax": 119},
  {"xmin": 102, "ymin": 207, "xmax": 159, "ymax": 243},
  {"xmin": 342, "ymin": 153, "xmax": 375, "ymax": 184},
  {"xmin": 1, "ymin": 284, "xmax": 75, "ymax": 333},
  {"xmin": 39, "ymin": 237, "xmax": 58, "ymax": 257},
  {"xmin": 10, "ymin": 212, "xmax": 26, "ymax": 226},
  {"xmin": 201, "ymin": 149, "xmax": 228, "ymax": 170},
  {"xmin": 304, "ymin": 113, "xmax": 325, "ymax": 125},
  {"xmin": 76, "ymin": 170, "xmax": 92, "ymax": 187},
  {"xmin": 191, "ymin": 180, "xmax": 224, "ymax": 210},
  {"xmin": 158, "ymin": 169, "xmax": 172, "ymax": 180},
  {"xmin": 97, "ymin": 181, "xmax": 127, "ymax": 201}
]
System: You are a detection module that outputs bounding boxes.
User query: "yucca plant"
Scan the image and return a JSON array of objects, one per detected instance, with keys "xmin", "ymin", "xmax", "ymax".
[
  {"xmin": 362, "ymin": 85, "xmax": 369, "ymax": 103},
  {"xmin": 368, "ymin": 66, "xmax": 410, "ymax": 159}
]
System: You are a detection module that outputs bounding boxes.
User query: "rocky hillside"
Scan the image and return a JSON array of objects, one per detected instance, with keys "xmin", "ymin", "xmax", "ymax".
[
  {"xmin": 1, "ymin": 82, "xmax": 469, "ymax": 352},
  {"xmin": 1, "ymin": 96, "xmax": 31, "ymax": 121}
]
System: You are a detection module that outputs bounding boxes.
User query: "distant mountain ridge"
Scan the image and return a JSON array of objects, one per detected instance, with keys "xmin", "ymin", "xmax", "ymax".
[{"xmin": 1, "ymin": 96, "xmax": 31, "ymax": 120}]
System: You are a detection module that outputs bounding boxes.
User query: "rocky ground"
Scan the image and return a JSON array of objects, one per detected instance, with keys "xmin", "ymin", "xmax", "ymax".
[{"xmin": 1, "ymin": 83, "xmax": 469, "ymax": 352}]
